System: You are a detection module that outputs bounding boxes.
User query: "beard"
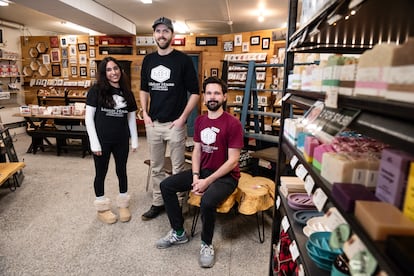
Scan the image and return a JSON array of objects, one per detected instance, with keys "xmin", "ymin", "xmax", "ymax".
[
  {"xmin": 206, "ymin": 100, "xmax": 223, "ymax": 111},
  {"xmin": 156, "ymin": 37, "xmax": 172, "ymax": 49}
]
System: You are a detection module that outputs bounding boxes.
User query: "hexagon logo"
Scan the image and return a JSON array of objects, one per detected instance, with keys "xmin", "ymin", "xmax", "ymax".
[
  {"xmin": 151, "ymin": 65, "xmax": 171, "ymax": 83},
  {"xmin": 200, "ymin": 127, "xmax": 217, "ymax": 145}
]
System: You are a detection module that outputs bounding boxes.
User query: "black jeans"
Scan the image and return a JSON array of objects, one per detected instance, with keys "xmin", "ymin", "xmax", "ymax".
[
  {"xmin": 93, "ymin": 140, "xmax": 129, "ymax": 197},
  {"xmin": 160, "ymin": 169, "xmax": 238, "ymax": 245}
]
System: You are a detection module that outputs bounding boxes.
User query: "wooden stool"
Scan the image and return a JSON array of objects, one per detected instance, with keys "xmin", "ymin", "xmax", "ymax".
[
  {"xmin": 237, "ymin": 174, "xmax": 275, "ymax": 243},
  {"xmin": 187, "ymin": 188, "xmax": 239, "ymax": 237},
  {"xmin": 0, "ymin": 162, "xmax": 25, "ymax": 191}
]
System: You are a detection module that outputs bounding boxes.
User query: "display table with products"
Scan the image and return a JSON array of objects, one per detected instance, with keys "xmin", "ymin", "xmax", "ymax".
[{"xmin": 13, "ymin": 113, "xmax": 90, "ymax": 157}]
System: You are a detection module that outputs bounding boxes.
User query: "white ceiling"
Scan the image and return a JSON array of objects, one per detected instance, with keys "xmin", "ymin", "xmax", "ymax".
[{"xmin": 0, "ymin": 0, "xmax": 289, "ymax": 35}]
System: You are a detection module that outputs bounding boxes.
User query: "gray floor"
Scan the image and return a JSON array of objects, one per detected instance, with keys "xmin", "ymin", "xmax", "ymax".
[{"xmin": 0, "ymin": 133, "xmax": 273, "ymax": 276}]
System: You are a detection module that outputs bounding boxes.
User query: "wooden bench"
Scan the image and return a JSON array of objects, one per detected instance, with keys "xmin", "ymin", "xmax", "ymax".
[
  {"xmin": 0, "ymin": 162, "xmax": 25, "ymax": 191},
  {"xmin": 27, "ymin": 128, "xmax": 91, "ymax": 157}
]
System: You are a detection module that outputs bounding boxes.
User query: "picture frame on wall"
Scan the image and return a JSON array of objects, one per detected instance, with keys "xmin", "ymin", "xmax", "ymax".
[
  {"xmin": 62, "ymin": 59, "xmax": 68, "ymax": 68},
  {"xmin": 80, "ymin": 66, "xmax": 87, "ymax": 77},
  {"xmin": 71, "ymin": 66, "xmax": 77, "ymax": 76},
  {"xmin": 89, "ymin": 48, "xmax": 95, "ymax": 58},
  {"xmin": 89, "ymin": 36, "xmax": 95, "ymax": 46},
  {"xmin": 90, "ymin": 68, "xmax": 96, "ymax": 78},
  {"xmin": 42, "ymin": 54, "xmax": 50, "ymax": 64},
  {"xmin": 223, "ymin": 41, "xmax": 233, "ymax": 52},
  {"xmin": 250, "ymin": 36, "xmax": 260, "ymax": 45},
  {"xmin": 61, "ymin": 47, "xmax": 68, "ymax": 59},
  {"xmin": 78, "ymin": 43, "xmax": 87, "ymax": 51},
  {"xmin": 49, "ymin": 36, "xmax": 59, "ymax": 48},
  {"xmin": 262, "ymin": 37, "xmax": 270, "ymax": 50},
  {"xmin": 50, "ymin": 48, "xmax": 60, "ymax": 62},
  {"xmin": 60, "ymin": 37, "xmax": 67, "ymax": 47},
  {"xmin": 51, "ymin": 64, "xmax": 61, "ymax": 76},
  {"xmin": 234, "ymin": 34, "xmax": 242, "ymax": 46},
  {"xmin": 210, "ymin": 68, "xmax": 218, "ymax": 77},
  {"xmin": 242, "ymin": 42, "xmax": 249, "ymax": 52}
]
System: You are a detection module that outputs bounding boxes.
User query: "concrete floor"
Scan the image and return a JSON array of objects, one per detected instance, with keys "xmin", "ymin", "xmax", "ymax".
[{"xmin": 0, "ymin": 133, "xmax": 273, "ymax": 276}]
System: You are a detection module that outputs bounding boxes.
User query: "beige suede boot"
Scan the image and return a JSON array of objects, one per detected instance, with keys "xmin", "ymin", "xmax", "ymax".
[
  {"xmin": 117, "ymin": 194, "xmax": 131, "ymax": 222},
  {"xmin": 94, "ymin": 198, "xmax": 117, "ymax": 224}
]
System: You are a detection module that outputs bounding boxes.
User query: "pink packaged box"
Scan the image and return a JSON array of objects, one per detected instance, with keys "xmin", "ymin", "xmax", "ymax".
[
  {"xmin": 304, "ymin": 136, "xmax": 320, "ymax": 163},
  {"xmin": 375, "ymin": 148, "xmax": 414, "ymax": 208}
]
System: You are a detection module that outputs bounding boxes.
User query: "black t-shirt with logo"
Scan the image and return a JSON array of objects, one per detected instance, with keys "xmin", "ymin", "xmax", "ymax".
[
  {"xmin": 86, "ymin": 85, "xmax": 137, "ymax": 143},
  {"xmin": 140, "ymin": 49, "xmax": 199, "ymax": 122}
]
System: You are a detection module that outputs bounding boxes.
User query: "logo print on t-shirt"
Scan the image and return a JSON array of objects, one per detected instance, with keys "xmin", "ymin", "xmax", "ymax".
[
  {"xmin": 151, "ymin": 65, "xmax": 171, "ymax": 83},
  {"xmin": 201, "ymin": 127, "xmax": 220, "ymax": 153},
  {"xmin": 113, "ymin": 94, "xmax": 127, "ymax": 109}
]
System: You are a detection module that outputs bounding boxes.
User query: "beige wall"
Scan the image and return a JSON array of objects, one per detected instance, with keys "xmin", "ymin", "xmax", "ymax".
[{"xmin": 20, "ymin": 28, "xmax": 286, "ymax": 115}]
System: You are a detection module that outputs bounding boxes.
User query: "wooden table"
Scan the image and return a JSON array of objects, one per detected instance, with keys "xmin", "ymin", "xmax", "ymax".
[{"xmin": 13, "ymin": 113, "xmax": 90, "ymax": 157}]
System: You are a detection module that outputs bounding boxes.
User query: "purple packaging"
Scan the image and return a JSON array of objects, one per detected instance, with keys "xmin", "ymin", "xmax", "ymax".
[
  {"xmin": 375, "ymin": 148, "xmax": 414, "ymax": 208},
  {"xmin": 332, "ymin": 183, "xmax": 379, "ymax": 212}
]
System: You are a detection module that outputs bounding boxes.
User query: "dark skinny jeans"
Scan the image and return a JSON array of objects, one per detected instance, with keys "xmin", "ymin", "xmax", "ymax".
[
  {"xmin": 160, "ymin": 169, "xmax": 238, "ymax": 245},
  {"xmin": 93, "ymin": 140, "xmax": 129, "ymax": 197}
]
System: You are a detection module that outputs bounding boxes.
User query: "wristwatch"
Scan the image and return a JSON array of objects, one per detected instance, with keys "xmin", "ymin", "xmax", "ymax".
[{"xmin": 192, "ymin": 172, "xmax": 200, "ymax": 176}]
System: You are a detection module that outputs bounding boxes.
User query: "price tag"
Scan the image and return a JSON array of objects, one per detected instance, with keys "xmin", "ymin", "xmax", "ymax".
[
  {"xmin": 276, "ymin": 196, "xmax": 281, "ymax": 210},
  {"xmin": 282, "ymin": 92, "xmax": 291, "ymax": 102},
  {"xmin": 290, "ymin": 155, "xmax": 299, "ymax": 169},
  {"xmin": 312, "ymin": 188, "xmax": 328, "ymax": 212},
  {"xmin": 343, "ymin": 234, "xmax": 367, "ymax": 260},
  {"xmin": 281, "ymin": 215, "xmax": 290, "ymax": 232},
  {"xmin": 325, "ymin": 207, "xmax": 347, "ymax": 230},
  {"xmin": 289, "ymin": 240, "xmax": 300, "ymax": 261},
  {"xmin": 295, "ymin": 164, "xmax": 308, "ymax": 180},
  {"xmin": 304, "ymin": 175, "xmax": 315, "ymax": 196},
  {"xmin": 325, "ymin": 89, "xmax": 338, "ymax": 108}
]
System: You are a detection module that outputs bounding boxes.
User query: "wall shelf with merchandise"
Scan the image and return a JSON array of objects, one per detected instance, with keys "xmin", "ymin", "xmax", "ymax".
[{"xmin": 270, "ymin": 0, "xmax": 414, "ymax": 275}]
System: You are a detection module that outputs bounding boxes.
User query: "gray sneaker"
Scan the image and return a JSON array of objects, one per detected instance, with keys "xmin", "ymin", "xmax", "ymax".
[
  {"xmin": 156, "ymin": 229, "xmax": 188, "ymax": 249},
  {"xmin": 199, "ymin": 243, "xmax": 215, "ymax": 268}
]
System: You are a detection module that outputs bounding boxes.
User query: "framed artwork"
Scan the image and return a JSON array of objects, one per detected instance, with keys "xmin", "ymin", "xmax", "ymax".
[
  {"xmin": 67, "ymin": 35, "xmax": 77, "ymax": 44},
  {"xmin": 89, "ymin": 36, "xmax": 95, "ymax": 46},
  {"xmin": 62, "ymin": 68, "xmax": 69, "ymax": 78},
  {"xmin": 51, "ymin": 64, "xmax": 61, "ymax": 76},
  {"xmin": 90, "ymin": 68, "xmax": 96, "ymax": 78},
  {"xmin": 171, "ymin": 37, "xmax": 186, "ymax": 46},
  {"xmin": 60, "ymin": 37, "xmax": 67, "ymax": 47},
  {"xmin": 195, "ymin": 37, "xmax": 218, "ymax": 46},
  {"xmin": 89, "ymin": 48, "xmax": 95, "ymax": 58},
  {"xmin": 210, "ymin": 68, "xmax": 218, "ymax": 77},
  {"xmin": 79, "ymin": 54, "xmax": 87, "ymax": 65},
  {"xmin": 62, "ymin": 59, "xmax": 68, "ymax": 68},
  {"xmin": 242, "ymin": 42, "xmax": 249, "ymax": 52},
  {"xmin": 42, "ymin": 54, "xmax": 50, "ymax": 64},
  {"xmin": 50, "ymin": 36, "xmax": 59, "ymax": 48},
  {"xmin": 50, "ymin": 48, "xmax": 60, "ymax": 62},
  {"xmin": 262, "ymin": 37, "xmax": 270, "ymax": 50},
  {"xmin": 223, "ymin": 41, "xmax": 233, "ymax": 52},
  {"xmin": 80, "ymin": 66, "xmax": 87, "ymax": 77},
  {"xmin": 61, "ymin": 47, "xmax": 68, "ymax": 58},
  {"xmin": 69, "ymin": 45, "xmax": 77, "ymax": 56},
  {"xmin": 250, "ymin": 36, "xmax": 260, "ymax": 45},
  {"xmin": 71, "ymin": 66, "xmax": 77, "ymax": 76},
  {"xmin": 78, "ymin": 43, "xmax": 87, "ymax": 51},
  {"xmin": 234, "ymin": 34, "xmax": 242, "ymax": 46}
]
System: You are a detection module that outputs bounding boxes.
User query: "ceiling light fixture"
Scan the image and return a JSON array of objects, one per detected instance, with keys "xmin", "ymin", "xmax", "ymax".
[
  {"xmin": 140, "ymin": 0, "xmax": 152, "ymax": 4},
  {"xmin": 0, "ymin": 0, "xmax": 9, "ymax": 6}
]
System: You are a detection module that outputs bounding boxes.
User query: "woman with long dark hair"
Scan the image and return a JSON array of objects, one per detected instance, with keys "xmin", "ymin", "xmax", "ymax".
[{"xmin": 85, "ymin": 56, "xmax": 138, "ymax": 224}]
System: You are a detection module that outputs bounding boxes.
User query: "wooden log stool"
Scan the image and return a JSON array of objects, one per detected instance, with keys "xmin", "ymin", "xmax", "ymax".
[
  {"xmin": 236, "ymin": 173, "xmax": 275, "ymax": 243},
  {"xmin": 187, "ymin": 188, "xmax": 239, "ymax": 237},
  {"xmin": 0, "ymin": 162, "xmax": 25, "ymax": 191}
]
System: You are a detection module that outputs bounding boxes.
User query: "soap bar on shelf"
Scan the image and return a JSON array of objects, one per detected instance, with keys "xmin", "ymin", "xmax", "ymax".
[
  {"xmin": 375, "ymin": 148, "xmax": 414, "ymax": 208},
  {"xmin": 355, "ymin": 200, "xmax": 414, "ymax": 240},
  {"xmin": 403, "ymin": 162, "xmax": 414, "ymax": 222},
  {"xmin": 332, "ymin": 183, "xmax": 379, "ymax": 212}
]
